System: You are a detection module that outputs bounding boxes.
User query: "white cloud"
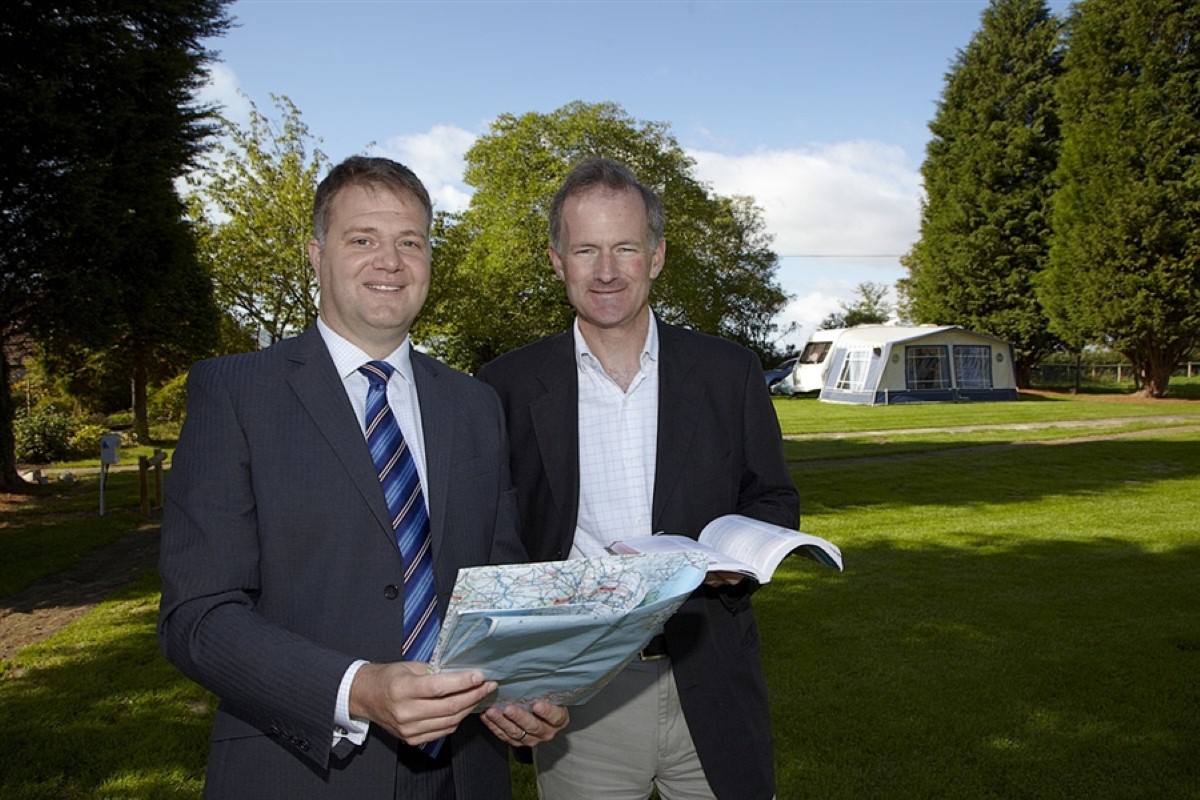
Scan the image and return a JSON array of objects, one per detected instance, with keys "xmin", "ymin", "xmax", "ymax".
[
  {"xmin": 194, "ymin": 62, "xmax": 252, "ymax": 127},
  {"xmin": 689, "ymin": 141, "xmax": 920, "ymax": 350},
  {"xmin": 778, "ymin": 290, "xmax": 840, "ymax": 348},
  {"xmin": 373, "ymin": 126, "xmax": 478, "ymax": 214},
  {"xmin": 689, "ymin": 140, "xmax": 921, "ymax": 257}
]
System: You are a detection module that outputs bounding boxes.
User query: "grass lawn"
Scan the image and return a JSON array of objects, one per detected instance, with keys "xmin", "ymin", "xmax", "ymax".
[
  {"xmin": 771, "ymin": 383, "xmax": 1200, "ymax": 438},
  {"xmin": 765, "ymin": 430, "xmax": 1200, "ymax": 798},
  {"xmin": 2, "ymin": 391, "xmax": 1198, "ymax": 798},
  {"xmin": 0, "ymin": 471, "xmax": 154, "ymax": 597},
  {"xmin": 0, "ymin": 572, "xmax": 212, "ymax": 798}
]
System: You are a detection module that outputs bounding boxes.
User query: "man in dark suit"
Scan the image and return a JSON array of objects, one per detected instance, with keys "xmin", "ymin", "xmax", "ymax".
[
  {"xmin": 158, "ymin": 156, "xmax": 567, "ymax": 799},
  {"xmin": 477, "ymin": 158, "xmax": 799, "ymax": 800}
]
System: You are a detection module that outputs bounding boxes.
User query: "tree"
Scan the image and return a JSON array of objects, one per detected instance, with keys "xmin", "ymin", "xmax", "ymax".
[
  {"xmin": 186, "ymin": 94, "xmax": 327, "ymax": 345},
  {"xmin": 0, "ymin": 0, "xmax": 233, "ymax": 484},
  {"xmin": 418, "ymin": 101, "xmax": 790, "ymax": 372},
  {"xmin": 41, "ymin": 185, "xmax": 220, "ymax": 427},
  {"xmin": 900, "ymin": 0, "xmax": 1064, "ymax": 386},
  {"xmin": 820, "ymin": 281, "xmax": 893, "ymax": 329},
  {"xmin": 1040, "ymin": 0, "xmax": 1200, "ymax": 397}
]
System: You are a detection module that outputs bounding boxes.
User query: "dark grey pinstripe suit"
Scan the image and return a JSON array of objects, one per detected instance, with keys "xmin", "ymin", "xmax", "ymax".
[{"xmin": 158, "ymin": 327, "xmax": 525, "ymax": 799}]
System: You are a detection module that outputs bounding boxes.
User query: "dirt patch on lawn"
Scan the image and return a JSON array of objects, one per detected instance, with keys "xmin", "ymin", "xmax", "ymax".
[{"xmin": 0, "ymin": 509, "xmax": 161, "ymax": 662}]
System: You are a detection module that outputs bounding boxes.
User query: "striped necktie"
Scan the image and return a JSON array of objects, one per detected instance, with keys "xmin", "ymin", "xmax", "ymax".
[{"xmin": 359, "ymin": 361, "xmax": 444, "ymax": 757}]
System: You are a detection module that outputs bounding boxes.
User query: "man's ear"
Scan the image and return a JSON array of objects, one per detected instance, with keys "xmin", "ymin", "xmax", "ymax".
[
  {"xmin": 650, "ymin": 238, "xmax": 666, "ymax": 280},
  {"xmin": 308, "ymin": 239, "xmax": 322, "ymax": 279},
  {"xmin": 549, "ymin": 246, "xmax": 566, "ymax": 281}
]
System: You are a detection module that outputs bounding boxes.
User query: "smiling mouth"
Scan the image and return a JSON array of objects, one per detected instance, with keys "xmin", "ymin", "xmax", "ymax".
[{"xmin": 365, "ymin": 283, "xmax": 403, "ymax": 292}]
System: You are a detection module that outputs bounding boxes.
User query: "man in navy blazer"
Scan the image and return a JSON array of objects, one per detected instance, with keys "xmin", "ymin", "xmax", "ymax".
[
  {"xmin": 477, "ymin": 158, "xmax": 799, "ymax": 800},
  {"xmin": 159, "ymin": 156, "xmax": 566, "ymax": 799}
]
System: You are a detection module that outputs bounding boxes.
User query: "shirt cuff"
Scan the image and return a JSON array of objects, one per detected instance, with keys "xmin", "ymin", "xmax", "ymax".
[{"xmin": 333, "ymin": 660, "xmax": 371, "ymax": 747}]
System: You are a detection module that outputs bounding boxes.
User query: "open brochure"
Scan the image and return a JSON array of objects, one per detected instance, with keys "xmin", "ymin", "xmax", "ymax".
[
  {"xmin": 429, "ymin": 552, "xmax": 708, "ymax": 709},
  {"xmin": 608, "ymin": 514, "xmax": 843, "ymax": 583}
]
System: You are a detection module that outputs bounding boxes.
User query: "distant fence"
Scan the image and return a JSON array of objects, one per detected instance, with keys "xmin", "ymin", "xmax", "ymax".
[{"xmin": 1030, "ymin": 361, "xmax": 1200, "ymax": 385}]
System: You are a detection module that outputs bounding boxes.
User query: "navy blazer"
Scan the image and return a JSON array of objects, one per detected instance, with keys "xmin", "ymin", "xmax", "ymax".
[
  {"xmin": 478, "ymin": 319, "xmax": 799, "ymax": 800},
  {"xmin": 158, "ymin": 327, "xmax": 525, "ymax": 799}
]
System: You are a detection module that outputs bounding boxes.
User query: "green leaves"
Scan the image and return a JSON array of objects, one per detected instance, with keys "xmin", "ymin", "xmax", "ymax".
[
  {"xmin": 902, "ymin": 0, "xmax": 1063, "ymax": 384},
  {"xmin": 421, "ymin": 101, "xmax": 789, "ymax": 371},
  {"xmin": 1045, "ymin": 0, "xmax": 1200, "ymax": 395},
  {"xmin": 186, "ymin": 94, "xmax": 326, "ymax": 346},
  {"xmin": 0, "ymin": 1, "xmax": 235, "ymax": 451},
  {"xmin": 906, "ymin": 0, "xmax": 1199, "ymax": 396}
]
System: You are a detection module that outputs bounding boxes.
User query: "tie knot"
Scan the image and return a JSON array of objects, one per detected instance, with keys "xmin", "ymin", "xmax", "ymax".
[{"xmin": 359, "ymin": 360, "xmax": 394, "ymax": 387}]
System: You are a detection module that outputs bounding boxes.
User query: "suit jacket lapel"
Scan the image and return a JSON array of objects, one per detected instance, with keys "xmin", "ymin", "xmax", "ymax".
[
  {"xmin": 285, "ymin": 329, "xmax": 396, "ymax": 541},
  {"xmin": 653, "ymin": 322, "xmax": 703, "ymax": 529},
  {"xmin": 530, "ymin": 332, "xmax": 580, "ymax": 548},
  {"xmin": 411, "ymin": 351, "xmax": 453, "ymax": 570}
]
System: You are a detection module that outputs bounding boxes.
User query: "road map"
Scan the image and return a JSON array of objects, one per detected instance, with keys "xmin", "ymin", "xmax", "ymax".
[{"xmin": 429, "ymin": 553, "xmax": 708, "ymax": 708}]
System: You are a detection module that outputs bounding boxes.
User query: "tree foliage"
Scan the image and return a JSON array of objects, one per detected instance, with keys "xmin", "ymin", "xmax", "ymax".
[
  {"xmin": 1041, "ymin": 0, "xmax": 1200, "ymax": 397},
  {"xmin": 0, "ymin": 0, "xmax": 233, "ymax": 483},
  {"xmin": 900, "ymin": 0, "xmax": 1064, "ymax": 386},
  {"xmin": 418, "ymin": 102, "xmax": 790, "ymax": 372},
  {"xmin": 186, "ymin": 94, "xmax": 327, "ymax": 345},
  {"xmin": 820, "ymin": 281, "xmax": 893, "ymax": 329},
  {"xmin": 41, "ymin": 185, "xmax": 221, "ymax": 422}
]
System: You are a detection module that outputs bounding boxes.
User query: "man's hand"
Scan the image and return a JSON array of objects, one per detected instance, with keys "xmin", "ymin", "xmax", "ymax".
[
  {"xmin": 349, "ymin": 662, "xmax": 498, "ymax": 746},
  {"xmin": 481, "ymin": 700, "xmax": 570, "ymax": 747}
]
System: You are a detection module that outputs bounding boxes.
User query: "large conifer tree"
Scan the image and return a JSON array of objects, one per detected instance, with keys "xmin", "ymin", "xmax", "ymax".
[
  {"xmin": 0, "ymin": 0, "xmax": 233, "ymax": 485},
  {"xmin": 1041, "ymin": 0, "xmax": 1199, "ymax": 397},
  {"xmin": 900, "ymin": 0, "xmax": 1063, "ymax": 386}
]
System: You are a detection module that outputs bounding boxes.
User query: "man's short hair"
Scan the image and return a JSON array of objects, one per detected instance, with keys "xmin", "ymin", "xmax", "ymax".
[
  {"xmin": 549, "ymin": 157, "xmax": 665, "ymax": 251},
  {"xmin": 312, "ymin": 156, "xmax": 433, "ymax": 243}
]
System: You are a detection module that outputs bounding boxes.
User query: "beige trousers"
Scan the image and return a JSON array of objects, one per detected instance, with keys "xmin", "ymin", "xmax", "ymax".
[{"xmin": 534, "ymin": 658, "xmax": 716, "ymax": 800}]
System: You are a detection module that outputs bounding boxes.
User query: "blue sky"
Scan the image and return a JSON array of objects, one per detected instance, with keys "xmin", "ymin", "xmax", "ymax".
[{"xmin": 199, "ymin": 0, "xmax": 1072, "ymax": 351}]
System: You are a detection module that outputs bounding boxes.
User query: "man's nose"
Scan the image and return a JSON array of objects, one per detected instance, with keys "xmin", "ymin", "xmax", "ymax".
[
  {"xmin": 595, "ymin": 251, "xmax": 619, "ymax": 280},
  {"xmin": 373, "ymin": 248, "xmax": 401, "ymax": 270}
]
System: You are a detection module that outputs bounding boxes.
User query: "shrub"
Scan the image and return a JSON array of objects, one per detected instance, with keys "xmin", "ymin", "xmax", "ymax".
[
  {"xmin": 149, "ymin": 373, "xmax": 188, "ymax": 424},
  {"xmin": 68, "ymin": 423, "xmax": 110, "ymax": 459},
  {"xmin": 106, "ymin": 410, "xmax": 135, "ymax": 429},
  {"xmin": 14, "ymin": 408, "xmax": 73, "ymax": 463}
]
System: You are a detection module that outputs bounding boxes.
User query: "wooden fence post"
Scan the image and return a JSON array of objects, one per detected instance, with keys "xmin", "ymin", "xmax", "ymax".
[
  {"xmin": 139, "ymin": 455, "xmax": 150, "ymax": 517},
  {"xmin": 152, "ymin": 448, "xmax": 166, "ymax": 509}
]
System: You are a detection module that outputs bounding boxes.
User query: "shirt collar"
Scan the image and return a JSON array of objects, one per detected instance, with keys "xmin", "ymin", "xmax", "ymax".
[
  {"xmin": 572, "ymin": 311, "xmax": 659, "ymax": 372},
  {"xmin": 317, "ymin": 317, "xmax": 414, "ymax": 384}
]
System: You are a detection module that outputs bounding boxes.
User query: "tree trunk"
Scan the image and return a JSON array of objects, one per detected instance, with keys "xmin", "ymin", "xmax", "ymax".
[
  {"xmin": 132, "ymin": 353, "xmax": 150, "ymax": 443},
  {"xmin": 1012, "ymin": 356, "xmax": 1033, "ymax": 389},
  {"xmin": 0, "ymin": 333, "xmax": 30, "ymax": 490},
  {"xmin": 1133, "ymin": 354, "xmax": 1173, "ymax": 398}
]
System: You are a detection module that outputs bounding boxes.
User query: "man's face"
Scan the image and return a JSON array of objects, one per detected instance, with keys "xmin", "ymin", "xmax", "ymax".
[
  {"xmin": 308, "ymin": 184, "xmax": 431, "ymax": 358},
  {"xmin": 549, "ymin": 187, "xmax": 664, "ymax": 336}
]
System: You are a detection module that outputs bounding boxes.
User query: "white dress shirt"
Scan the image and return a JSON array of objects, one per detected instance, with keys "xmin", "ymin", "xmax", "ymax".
[
  {"xmin": 570, "ymin": 313, "xmax": 660, "ymax": 559},
  {"xmin": 317, "ymin": 317, "xmax": 430, "ymax": 747}
]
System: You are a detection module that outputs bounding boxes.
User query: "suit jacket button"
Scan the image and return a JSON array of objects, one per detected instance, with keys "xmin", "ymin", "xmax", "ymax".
[{"xmin": 384, "ymin": 584, "xmax": 400, "ymax": 600}]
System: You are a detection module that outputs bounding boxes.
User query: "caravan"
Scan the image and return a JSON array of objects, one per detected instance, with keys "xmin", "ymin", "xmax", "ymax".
[
  {"xmin": 776, "ymin": 325, "xmax": 1018, "ymax": 405},
  {"xmin": 772, "ymin": 328, "xmax": 845, "ymax": 395}
]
